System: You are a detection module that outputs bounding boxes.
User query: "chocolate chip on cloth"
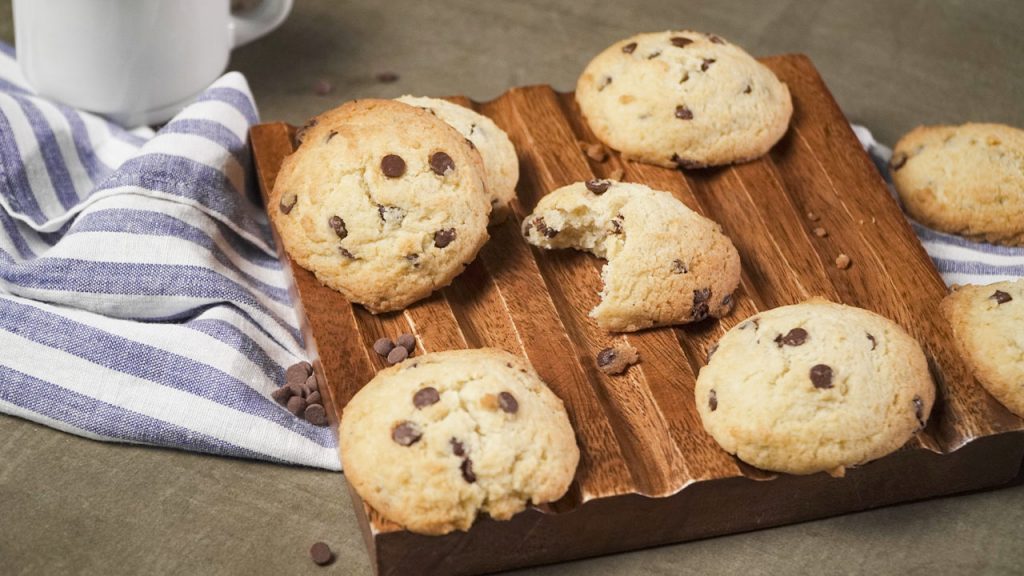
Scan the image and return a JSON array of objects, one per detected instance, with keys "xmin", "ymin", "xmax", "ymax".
[
  {"xmin": 523, "ymin": 181, "xmax": 741, "ymax": 331},
  {"xmin": 309, "ymin": 542, "xmax": 334, "ymax": 566},
  {"xmin": 696, "ymin": 299, "xmax": 935, "ymax": 475},
  {"xmin": 268, "ymin": 99, "xmax": 490, "ymax": 314},
  {"xmin": 339, "ymin": 349, "xmax": 579, "ymax": 535},
  {"xmin": 596, "ymin": 343, "xmax": 640, "ymax": 375}
]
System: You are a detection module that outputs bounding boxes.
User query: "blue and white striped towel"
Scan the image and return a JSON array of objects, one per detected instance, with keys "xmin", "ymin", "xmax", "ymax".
[
  {"xmin": 0, "ymin": 44, "xmax": 340, "ymax": 470},
  {"xmin": 0, "ymin": 41, "xmax": 1019, "ymax": 472}
]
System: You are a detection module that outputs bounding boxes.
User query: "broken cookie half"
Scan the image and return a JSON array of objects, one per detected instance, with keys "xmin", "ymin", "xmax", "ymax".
[{"xmin": 522, "ymin": 180, "xmax": 741, "ymax": 332}]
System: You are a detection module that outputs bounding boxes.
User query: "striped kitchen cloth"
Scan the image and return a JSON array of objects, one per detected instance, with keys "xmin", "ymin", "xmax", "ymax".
[{"xmin": 0, "ymin": 43, "xmax": 340, "ymax": 470}]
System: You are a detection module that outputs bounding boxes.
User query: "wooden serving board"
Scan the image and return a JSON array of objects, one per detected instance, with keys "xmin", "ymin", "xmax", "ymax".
[{"xmin": 251, "ymin": 54, "xmax": 1024, "ymax": 576}]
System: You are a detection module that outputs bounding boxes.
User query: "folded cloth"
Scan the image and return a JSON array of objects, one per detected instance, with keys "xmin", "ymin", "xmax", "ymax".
[
  {"xmin": 853, "ymin": 125, "xmax": 1024, "ymax": 286},
  {"xmin": 0, "ymin": 43, "xmax": 340, "ymax": 470}
]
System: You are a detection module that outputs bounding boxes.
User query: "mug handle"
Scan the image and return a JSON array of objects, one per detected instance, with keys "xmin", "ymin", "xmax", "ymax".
[{"xmin": 231, "ymin": 0, "xmax": 294, "ymax": 48}]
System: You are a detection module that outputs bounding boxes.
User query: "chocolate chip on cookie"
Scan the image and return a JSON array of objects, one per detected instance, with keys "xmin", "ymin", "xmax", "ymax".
[
  {"xmin": 707, "ymin": 34, "xmax": 726, "ymax": 44},
  {"xmin": 338, "ymin": 247, "xmax": 356, "ymax": 259},
  {"xmin": 622, "ymin": 42, "xmax": 637, "ymax": 54},
  {"xmin": 913, "ymin": 395, "xmax": 925, "ymax": 428},
  {"xmin": 890, "ymin": 153, "xmax": 908, "ymax": 171},
  {"xmin": 867, "ymin": 332, "xmax": 877, "ymax": 350},
  {"xmin": 585, "ymin": 179, "xmax": 612, "ymax": 194},
  {"xmin": 392, "ymin": 421, "xmax": 422, "ymax": 446},
  {"xmin": 430, "ymin": 151, "xmax": 456, "ymax": 176},
  {"xmin": 598, "ymin": 76, "xmax": 612, "ymax": 91},
  {"xmin": 434, "ymin": 228, "xmax": 457, "ymax": 248},
  {"xmin": 328, "ymin": 215, "xmax": 348, "ymax": 240},
  {"xmin": 279, "ymin": 193, "xmax": 298, "ymax": 214},
  {"xmin": 692, "ymin": 288, "xmax": 712, "ymax": 321},
  {"xmin": 991, "ymin": 290, "xmax": 1013, "ymax": 304},
  {"xmin": 708, "ymin": 389, "xmax": 718, "ymax": 411},
  {"xmin": 381, "ymin": 154, "xmax": 406, "ymax": 178},
  {"xmin": 460, "ymin": 458, "xmax": 477, "ymax": 483},
  {"xmin": 700, "ymin": 58, "xmax": 716, "ymax": 72},
  {"xmin": 498, "ymin": 391, "xmax": 519, "ymax": 414},
  {"xmin": 774, "ymin": 327, "xmax": 808, "ymax": 347},
  {"xmin": 646, "ymin": 50, "xmax": 662, "ymax": 59},
  {"xmin": 670, "ymin": 36, "xmax": 692, "ymax": 47},
  {"xmin": 533, "ymin": 217, "xmax": 559, "ymax": 238},
  {"xmin": 810, "ymin": 364, "xmax": 833, "ymax": 389},
  {"xmin": 675, "ymin": 106, "xmax": 694, "ymax": 120},
  {"xmin": 450, "ymin": 438, "xmax": 466, "ymax": 457},
  {"xmin": 671, "ymin": 259, "xmax": 688, "ymax": 274},
  {"xmin": 413, "ymin": 387, "xmax": 440, "ymax": 408}
]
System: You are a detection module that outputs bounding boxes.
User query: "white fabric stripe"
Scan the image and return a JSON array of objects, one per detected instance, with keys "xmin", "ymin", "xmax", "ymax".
[
  {"xmin": 195, "ymin": 305, "xmax": 306, "ymax": 364},
  {"xmin": 0, "ymin": 216, "xmax": 53, "ymax": 259},
  {"xmin": 0, "ymin": 95, "xmax": 64, "ymax": 221},
  {"xmin": 171, "ymin": 100, "xmax": 251, "ymax": 141},
  {"xmin": 138, "ymin": 133, "xmax": 245, "ymax": 195},
  {"xmin": 922, "ymin": 241, "xmax": 1024, "ymax": 267},
  {"xmin": 938, "ymin": 271, "xmax": 1021, "ymax": 287},
  {"xmin": 32, "ymin": 97, "xmax": 94, "ymax": 197},
  {"xmin": 0, "ymin": 53, "xmax": 30, "ymax": 90},
  {"xmin": 0, "ymin": 397, "xmax": 123, "ymax": 444},
  {"xmin": 0, "ymin": 311, "xmax": 336, "ymax": 468},
  {"xmin": 82, "ymin": 114, "xmax": 141, "ymax": 170}
]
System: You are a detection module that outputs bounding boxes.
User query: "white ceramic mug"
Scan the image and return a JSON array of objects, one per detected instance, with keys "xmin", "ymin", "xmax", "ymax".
[{"xmin": 13, "ymin": 0, "xmax": 292, "ymax": 126}]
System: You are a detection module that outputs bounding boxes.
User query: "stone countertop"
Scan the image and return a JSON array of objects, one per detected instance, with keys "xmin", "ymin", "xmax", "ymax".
[{"xmin": 2, "ymin": 1, "xmax": 1023, "ymax": 574}]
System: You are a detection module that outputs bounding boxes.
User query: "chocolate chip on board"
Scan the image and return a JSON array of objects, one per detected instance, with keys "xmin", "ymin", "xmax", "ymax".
[
  {"xmin": 309, "ymin": 542, "xmax": 334, "ymax": 566},
  {"xmin": 380, "ymin": 154, "xmax": 406, "ymax": 178},
  {"xmin": 596, "ymin": 347, "xmax": 617, "ymax": 368},
  {"xmin": 413, "ymin": 387, "xmax": 441, "ymax": 409},
  {"xmin": 305, "ymin": 403, "xmax": 328, "ymax": 427},
  {"xmin": 810, "ymin": 364, "xmax": 834, "ymax": 389},
  {"xmin": 396, "ymin": 333, "xmax": 416, "ymax": 353},
  {"xmin": 386, "ymin": 345, "xmax": 409, "ymax": 365},
  {"xmin": 373, "ymin": 337, "xmax": 395, "ymax": 357}
]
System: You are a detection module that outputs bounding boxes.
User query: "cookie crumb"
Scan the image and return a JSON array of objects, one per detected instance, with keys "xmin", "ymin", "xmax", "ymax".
[
  {"xmin": 835, "ymin": 254, "xmax": 852, "ymax": 269},
  {"xmin": 826, "ymin": 466, "xmax": 846, "ymax": 479},
  {"xmin": 310, "ymin": 542, "xmax": 334, "ymax": 566},
  {"xmin": 807, "ymin": 211, "xmax": 820, "ymax": 222},
  {"xmin": 813, "ymin": 227, "xmax": 828, "ymax": 238},
  {"xmin": 608, "ymin": 167, "xmax": 624, "ymax": 181},
  {"xmin": 584, "ymin": 142, "xmax": 608, "ymax": 162},
  {"xmin": 596, "ymin": 343, "xmax": 640, "ymax": 375}
]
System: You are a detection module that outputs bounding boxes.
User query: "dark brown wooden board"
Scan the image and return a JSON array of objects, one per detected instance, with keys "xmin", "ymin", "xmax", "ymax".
[{"xmin": 251, "ymin": 54, "xmax": 1024, "ymax": 576}]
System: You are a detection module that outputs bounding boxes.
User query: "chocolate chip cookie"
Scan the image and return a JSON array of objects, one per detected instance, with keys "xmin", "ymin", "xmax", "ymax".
[
  {"xmin": 695, "ymin": 299, "xmax": 935, "ymax": 476},
  {"xmin": 521, "ymin": 180, "xmax": 741, "ymax": 332},
  {"xmin": 575, "ymin": 31, "xmax": 792, "ymax": 168},
  {"xmin": 270, "ymin": 99, "xmax": 491, "ymax": 313},
  {"xmin": 339, "ymin": 348, "xmax": 580, "ymax": 535},
  {"xmin": 941, "ymin": 279, "xmax": 1024, "ymax": 417},
  {"xmin": 396, "ymin": 95, "xmax": 519, "ymax": 224},
  {"xmin": 891, "ymin": 123, "xmax": 1024, "ymax": 246}
]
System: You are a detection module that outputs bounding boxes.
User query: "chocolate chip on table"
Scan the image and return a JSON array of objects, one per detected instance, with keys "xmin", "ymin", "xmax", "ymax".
[
  {"xmin": 774, "ymin": 327, "xmax": 808, "ymax": 347},
  {"xmin": 810, "ymin": 364, "xmax": 834, "ymax": 389},
  {"xmin": 675, "ymin": 105, "xmax": 693, "ymax": 120},
  {"xmin": 310, "ymin": 541, "xmax": 333, "ymax": 566},
  {"xmin": 279, "ymin": 193, "xmax": 297, "ymax": 214},
  {"xmin": 708, "ymin": 389, "xmax": 718, "ymax": 411},
  {"xmin": 671, "ymin": 259, "xmax": 688, "ymax": 274},
  {"xmin": 866, "ymin": 332, "xmax": 877, "ymax": 350},
  {"xmin": 285, "ymin": 361, "xmax": 312, "ymax": 384},
  {"xmin": 413, "ymin": 387, "xmax": 440, "ymax": 409},
  {"xmin": 392, "ymin": 421, "xmax": 422, "ymax": 446},
  {"xmin": 306, "ymin": 391, "xmax": 321, "ymax": 406},
  {"xmin": 375, "ymin": 71, "xmax": 399, "ymax": 83},
  {"xmin": 386, "ymin": 345, "xmax": 409, "ymax": 365},
  {"xmin": 498, "ymin": 392, "xmax": 519, "ymax": 414},
  {"xmin": 287, "ymin": 395, "xmax": 308, "ymax": 417},
  {"xmin": 328, "ymin": 215, "xmax": 347, "ymax": 240},
  {"xmin": 700, "ymin": 58, "xmax": 716, "ymax": 72},
  {"xmin": 450, "ymin": 438, "xmax": 466, "ymax": 457},
  {"xmin": 890, "ymin": 153, "xmax": 908, "ymax": 171},
  {"xmin": 991, "ymin": 290, "xmax": 1013, "ymax": 304},
  {"xmin": 533, "ymin": 217, "xmax": 559, "ymax": 238},
  {"xmin": 835, "ymin": 254, "xmax": 852, "ymax": 269},
  {"xmin": 434, "ymin": 228, "xmax": 457, "ymax": 248},
  {"xmin": 396, "ymin": 333, "xmax": 416, "ymax": 353},
  {"xmin": 621, "ymin": 42, "xmax": 637, "ymax": 54},
  {"xmin": 271, "ymin": 387, "xmax": 292, "ymax": 406},
  {"xmin": 913, "ymin": 395, "xmax": 925, "ymax": 428},
  {"xmin": 381, "ymin": 154, "xmax": 406, "ymax": 178},
  {"xmin": 460, "ymin": 458, "xmax": 476, "ymax": 483},
  {"xmin": 305, "ymin": 403, "xmax": 328, "ymax": 427},
  {"xmin": 670, "ymin": 36, "xmax": 692, "ymax": 47},
  {"xmin": 429, "ymin": 151, "xmax": 455, "ymax": 176},
  {"xmin": 585, "ymin": 179, "xmax": 611, "ymax": 194},
  {"xmin": 373, "ymin": 337, "xmax": 395, "ymax": 357}
]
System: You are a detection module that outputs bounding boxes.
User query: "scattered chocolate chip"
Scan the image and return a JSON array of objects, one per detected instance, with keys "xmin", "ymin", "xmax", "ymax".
[
  {"xmin": 373, "ymin": 337, "xmax": 395, "ymax": 357},
  {"xmin": 867, "ymin": 332, "xmax": 877, "ymax": 350},
  {"xmin": 586, "ymin": 179, "xmax": 611, "ymax": 194},
  {"xmin": 743, "ymin": 84, "xmax": 752, "ymax": 94},
  {"xmin": 622, "ymin": 42, "xmax": 637, "ymax": 54},
  {"xmin": 434, "ymin": 228, "xmax": 457, "ymax": 248},
  {"xmin": 692, "ymin": 288, "xmax": 712, "ymax": 321},
  {"xmin": 338, "ymin": 247, "xmax": 356, "ymax": 259},
  {"xmin": 279, "ymin": 193, "xmax": 298, "ymax": 214},
  {"xmin": 609, "ymin": 215, "xmax": 624, "ymax": 235},
  {"xmin": 707, "ymin": 342, "xmax": 719, "ymax": 363},
  {"xmin": 598, "ymin": 76, "xmax": 612, "ymax": 91},
  {"xmin": 585, "ymin": 142, "xmax": 607, "ymax": 162},
  {"xmin": 287, "ymin": 395, "xmax": 308, "ymax": 417},
  {"xmin": 305, "ymin": 403, "xmax": 328, "ymax": 426},
  {"xmin": 708, "ymin": 389, "xmax": 718, "ymax": 411},
  {"xmin": 675, "ymin": 105, "xmax": 694, "ymax": 120},
  {"xmin": 386, "ymin": 346, "xmax": 408, "ymax": 365},
  {"xmin": 287, "ymin": 381, "xmax": 306, "ymax": 398},
  {"xmin": 392, "ymin": 421, "xmax": 421, "ymax": 446},
  {"xmin": 429, "ymin": 151, "xmax": 455, "ymax": 176},
  {"xmin": 304, "ymin": 374, "xmax": 319, "ymax": 395},
  {"xmin": 700, "ymin": 58, "xmax": 716, "ymax": 72},
  {"xmin": 891, "ymin": 153, "xmax": 908, "ymax": 171},
  {"xmin": 671, "ymin": 259, "xmax": 688, "ymax": 274},
  {"xmin": 991, "ymin": 290, "xmax": 1013, "ymax": 305},
  {"xmin": 913, "ymin": 395, "xmax": 925, "ymax": 428},
  {"xmin": 646, "ymin": 50, "xmax": 662, "ymax": 59},
  {"xmin": 609, "ymin": 167, "xmax": 624, "ymax": 180},
  {"xmin": 498, "ymin": 391, "xmax": 519, "ymax": 414},
  {"xmin": 810, "ymin": 364, "xmax": 833, "ymax": 389},
  {"xmin": 310, "ymin": 542, "xmax": 334, "ymax": 566},
  {"xmin": 381, "ymin": 154, "xmax": 406, "ymax": 178},
  {"xmin": 670, "ymin": 36, "xmax": 693, "ymax": 47},
  {"xmin": 413, "ymin": 387, "xmax": 440, "ymax": 409},
  {"xmin": 271, "ymin": 387, "xmax": 292, "ymax": 406},
  {"xmin": 448, "ymin": 438, "xmax": 466, "ymax": 457},
  {"xmin": 596, "ymin": 343, "xmax": 640, "ymax": 375},
  {"xmin": 835, "ymin": 253, "xmax": 852, "ymax": 270},
  {"xmin": 708, "ymin": 34, "xmax": 725, "ymax": 44},
  {"xmin": 774, "ymin": 327, "xmax": 808, "ymax": 347},
  {"xmin": 397, "ymin": 333, "xmax": 416, "ymax": 353},
  {"xmin": 306, "ymin": 391, "xmax": 321, "ymax": 406},
  {"xmin": 285, "ymin": 362, "xmax": 313, "ymax": 384},
  {"xmin": 460, "ymin": 458, "xmax": 476, "ymax": 483},
  {"xmin": 534, "ymin": 217, "xmax": 559, "ymax": 238},
  {"xmin": 597, "ymin": 347, "xmax": 617, "ymax": 367},
  {"xmin": 813, "ymin": 227, "xmax": 828, "ymax": 238},
  {"xmin": 375, "ymin": 71, "xmax": 399, "ymax": 83},
  {"xmin": 328, "ymin": 215, "xmax": 348, "ymax": 240},
  {"xmin": 313, "ymin": 79, "xmax": 333, "ymax": 96}
]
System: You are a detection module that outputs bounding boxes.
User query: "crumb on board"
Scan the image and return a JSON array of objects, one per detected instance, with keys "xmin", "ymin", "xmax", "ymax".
[
  {"xmin": 835, "ymin": 253, "xmax": 852, "ymax": 269},
  {"xmin": 596, "ymin": 342, "xmax": 640, "ymax": 375}
]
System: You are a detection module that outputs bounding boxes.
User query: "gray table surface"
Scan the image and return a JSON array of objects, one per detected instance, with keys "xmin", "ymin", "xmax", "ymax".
[{"xmin": 2, "ymin": 1, "xmax": 1023, "ymax": 574}]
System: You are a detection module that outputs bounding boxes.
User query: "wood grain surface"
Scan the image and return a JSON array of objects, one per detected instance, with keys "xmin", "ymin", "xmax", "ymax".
[{"xmin": 251, "ymin": 54, "xmax": 1024, "ymax": 576}]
